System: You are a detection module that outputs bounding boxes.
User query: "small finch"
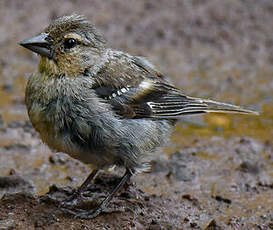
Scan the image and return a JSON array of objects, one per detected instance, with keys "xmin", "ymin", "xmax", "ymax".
[{"xmin": 19, "ymin": 14, "xmax": 258, "ymax": 218}]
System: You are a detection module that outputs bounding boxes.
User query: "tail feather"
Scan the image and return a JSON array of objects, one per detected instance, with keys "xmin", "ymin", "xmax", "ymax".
[
  {"xmin": 190, "ymin": 97, "xmax": 259, "ymax": 115},
  {"xmin": 149, "ymin": 95, "xmax": 259, "ymax": 118}
]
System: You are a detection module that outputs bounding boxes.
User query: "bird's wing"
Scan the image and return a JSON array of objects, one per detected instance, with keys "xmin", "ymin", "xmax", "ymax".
[{"xmin": 93, "ymin": 56, "xmax": 258, "ymax": 119}]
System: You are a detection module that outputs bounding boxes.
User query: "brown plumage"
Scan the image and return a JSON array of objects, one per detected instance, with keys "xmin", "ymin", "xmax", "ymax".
[{"xmin": 19, "ymin": 14, "xmax": 258, "ymax": 219}]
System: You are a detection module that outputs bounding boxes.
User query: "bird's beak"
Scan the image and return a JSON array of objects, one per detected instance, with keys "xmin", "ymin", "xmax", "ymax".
[{"xmin": 19, "ymin": 33, "xmax": 53, "ymax": 59}]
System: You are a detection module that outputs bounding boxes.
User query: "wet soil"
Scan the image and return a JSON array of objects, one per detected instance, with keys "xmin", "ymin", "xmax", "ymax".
[
  {"xmin": 0, "ymin": 122, "xmax": 272, "ymax": 229},
  {"xmin": 0, "ymin": 0, "xmax": 272, "ymax": 229}
]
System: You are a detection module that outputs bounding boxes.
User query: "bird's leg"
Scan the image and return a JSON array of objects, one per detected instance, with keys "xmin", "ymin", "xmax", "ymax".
[
  {"xmin": 64, "ymin": 169, "xmax": 133, "ymax": 219},
  {"xmin": 61, "ymin": 169, "xmax": 99, "ymax": 206},
  {"xmin": 78, "ymin": 169, "xmax": 99, "ymax": 193}
]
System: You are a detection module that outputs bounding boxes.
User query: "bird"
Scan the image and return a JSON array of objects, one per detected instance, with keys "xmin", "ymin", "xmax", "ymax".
[{"xmin": 19, "ymin": 14, "xmax": 258, "ymax": 218}]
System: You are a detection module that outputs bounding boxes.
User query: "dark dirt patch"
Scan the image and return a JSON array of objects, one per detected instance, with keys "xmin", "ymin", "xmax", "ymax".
[{"xmin": 0, "ymin": 169, "xmax": 34, "ymax": 193}]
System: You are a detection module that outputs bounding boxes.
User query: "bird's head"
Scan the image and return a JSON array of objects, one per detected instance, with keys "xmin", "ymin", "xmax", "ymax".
[{"xmin": 19, "ymin": 14, "xmax": 106, "ymax": 76}]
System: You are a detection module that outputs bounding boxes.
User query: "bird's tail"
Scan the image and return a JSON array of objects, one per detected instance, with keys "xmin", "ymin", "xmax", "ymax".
[
  {"xmin": 187, "ymin": 97, "xmax": 259, "ymax": 115},
  {"xmin": 150, "ymin": 95, "xmax": 259, "ymax": 118}
]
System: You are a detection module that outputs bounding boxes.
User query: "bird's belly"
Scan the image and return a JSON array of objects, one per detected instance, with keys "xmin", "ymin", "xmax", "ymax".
[
  {"xmin": 27, "ymin": 97, "xmax": 173, "ymax": 172},
  {"xmin": 38, "ymin": 124, "xmax": 115, "ymax": 168},
  {"xmin": 28, "ymin": 110, "xmax": 110, "ymax": 168}
]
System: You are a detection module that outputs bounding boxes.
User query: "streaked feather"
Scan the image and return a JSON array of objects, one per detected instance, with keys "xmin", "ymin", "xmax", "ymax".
[{"xmin": 93, "ymin": 53, "xmax": 259, "ymax": 119}]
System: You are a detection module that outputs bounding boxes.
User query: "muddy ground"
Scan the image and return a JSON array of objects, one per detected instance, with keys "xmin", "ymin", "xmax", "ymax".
[{"xmin": 0, "ymin": 0, "xmax": 272, "ymax": 229}]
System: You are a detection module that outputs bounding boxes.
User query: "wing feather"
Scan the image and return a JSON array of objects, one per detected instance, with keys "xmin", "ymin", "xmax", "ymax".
[{"xmin": 92, "ymin": 53, "xmax": 258, "ymax": 119}]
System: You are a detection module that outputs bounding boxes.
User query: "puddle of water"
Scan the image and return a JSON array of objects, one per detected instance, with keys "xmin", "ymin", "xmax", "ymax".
[{"xmin": 170, "ymin": 102, "xmax": 272, "ymax": 149}]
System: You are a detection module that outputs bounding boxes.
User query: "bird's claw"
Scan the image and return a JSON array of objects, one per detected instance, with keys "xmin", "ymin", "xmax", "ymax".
[
  {"xmin": 75, "ymin": 207, "xmax": 102, "ymax": 219},
  {"xmin": 61, "ymin": 206, "xmax": 102, "ymax": 219},
  {"xmin": 59, "ymin": 191, "xmax": 83, "ymax": 207}
]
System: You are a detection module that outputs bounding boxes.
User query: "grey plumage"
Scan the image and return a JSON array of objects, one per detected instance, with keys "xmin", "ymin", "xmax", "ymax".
[{"xmin": 20, "ymin": 14, "xmax": 258, "ymax": 218}]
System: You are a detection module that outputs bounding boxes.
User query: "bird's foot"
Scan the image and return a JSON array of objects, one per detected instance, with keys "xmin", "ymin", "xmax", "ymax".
[
  {"xmin": 62, "ymin": 206, "xmax": 103, "ymax": 219},
  {"xmin": 59, "ymin": 190, "xmax": 84, "ymax": 207},
  {"xmin": 39, "ymin": 185, "xmax": 77, "ymax": 205},
  {"xmin": 39, "ymin": 185, "xmax": 86, "ymax": 207}
]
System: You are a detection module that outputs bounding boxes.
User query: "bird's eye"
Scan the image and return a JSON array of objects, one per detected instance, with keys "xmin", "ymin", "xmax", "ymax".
[{"xmin": 64, "ymin": 38, "xmax": 77, "ymax": 49}]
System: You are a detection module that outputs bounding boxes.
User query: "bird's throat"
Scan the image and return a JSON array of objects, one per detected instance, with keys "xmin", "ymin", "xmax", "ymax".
[{"xmin": 38, "ymin": 56, "xmax": 61, "ymax": 77}]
